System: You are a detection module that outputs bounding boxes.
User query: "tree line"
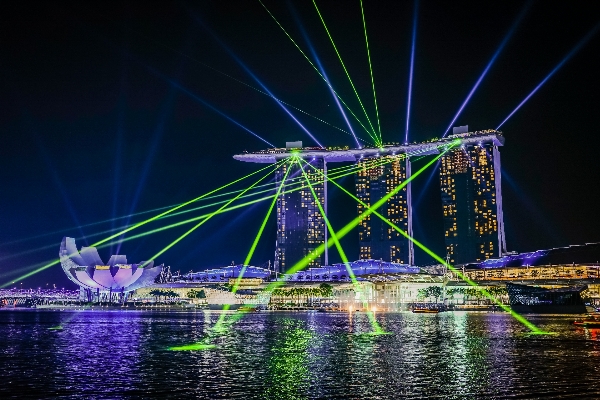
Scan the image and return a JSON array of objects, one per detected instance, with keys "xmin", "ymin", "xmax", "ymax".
[
  {"xmin": 417, "ymin": 286, "xmax": 508, "ymax": 304},
  {"xmin": 269, "ymin": 283, "xmax": 333, "ymax": 307}
]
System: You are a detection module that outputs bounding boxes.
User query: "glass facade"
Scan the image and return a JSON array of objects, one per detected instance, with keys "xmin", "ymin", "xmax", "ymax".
[
  {"xmin": 355, "ymin": 155, "xmax": 413, "ymax": 264},
  {"xmin": 506, "ymin": 282, "xmax": 588, "ymax": 314},
  {"xmin": 440, "ymin": 144, "xmax": 506, "ymax": 264},
  {"xmin": 275, "ymin": 159, "xmax": 325, "ymax": 273}
]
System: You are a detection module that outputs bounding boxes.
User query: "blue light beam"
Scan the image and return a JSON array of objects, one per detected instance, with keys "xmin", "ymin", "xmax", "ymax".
[
  {"xmin": 442, "ymin": 2, "xmax": 531, "ymax": 137},
  {"xmin": 289, "ymin": 3, "xmax": 363, "ymax": 149},
  {"xmin": 146, "ymin": 66, "xmax": 274, "ymax": 147},
  {"xmin": 195, "ymin": 16, "xmax": 323, "ymax": 147},
  {"xmin": 404, "ymin": 0, "xmax": 418, "ymax": 144},
  {"xmin": 117, "ymin": 89, "xmax": 175, "ymax": 254},
  {"xmin": 496, "ymin": 21, "xmax": 600, "ymax": 130}
]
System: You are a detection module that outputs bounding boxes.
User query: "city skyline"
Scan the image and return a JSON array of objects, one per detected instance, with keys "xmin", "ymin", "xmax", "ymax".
[{"xmin": 1, "ymin": 1, "xmax": 599, "ymax": 288}]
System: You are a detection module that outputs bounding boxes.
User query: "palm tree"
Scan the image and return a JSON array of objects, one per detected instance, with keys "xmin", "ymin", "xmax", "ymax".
[
  {"xmin": 149, "ymin": 289, "xmax": 164, "ymax": 302},
  {"xmin": 319, "ymin": 283, "xmax": 333, "ymax": 299}
]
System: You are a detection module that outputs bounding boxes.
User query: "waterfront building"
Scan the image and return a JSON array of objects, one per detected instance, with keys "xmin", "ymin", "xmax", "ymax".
[
  {"xmin": 439, "ymin": 128, "xmax": 506, "ymax": 264},
  {"xmin": 233, "ymin": 133, "xmax": 497, "ymax": 270},
  {"xmin": 444, "ymin": 242, "xmax": 600, "ymax": 283},
  {"xmin": 355, "ymin": 155, "xmax": 413, "ymax": 264},
  {"xmin": 283, "ymin": 259, "xmax": 420, "ymax": 281},
  {"xmin": 506, "ymin": 282, "xmax": 588, "ymax": 314},
  {"xmin": 59, "ymin": 237, "xmax": 161, "ymax": 302}
]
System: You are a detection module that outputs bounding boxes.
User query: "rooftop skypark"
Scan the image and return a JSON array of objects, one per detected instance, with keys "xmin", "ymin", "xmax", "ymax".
[{"xmin": 234, "ymin": 129, "xmax": 504, "ymax": 163}]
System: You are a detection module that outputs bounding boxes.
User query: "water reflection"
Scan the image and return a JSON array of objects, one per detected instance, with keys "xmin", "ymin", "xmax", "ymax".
[
  {"xmin": 3, "ymin": 310, "xmax": 600, "ymax": 398},
  {"xmin": 263, "ymin": 317, "xmax": 312, "ymax": 399}
]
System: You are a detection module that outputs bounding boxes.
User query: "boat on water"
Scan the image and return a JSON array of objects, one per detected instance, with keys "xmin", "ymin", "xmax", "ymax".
[
  {"xmin": 412, "ymin": 308, "xmax": 440, "ymax": 314},
  {"xmin": 573, "ymin": 315, "xmax": 600, "ymax": 327},
  {"xmin": 238, "ymin": 305, "xmax": 258, "ymax": 312}
]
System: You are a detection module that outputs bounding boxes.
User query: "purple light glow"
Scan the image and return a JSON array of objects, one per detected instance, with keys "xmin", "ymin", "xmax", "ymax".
[
  {"xmin": 479, "ymin": 250, "xmax": 548, "ymax": 269},
  {"xmin": 404, "ymin": 0, "xmax": 418, "ymax": 144},
  {"xmin": 442, "ymin": 2, "xmax": 530, "ymax": 137},
  {"xmin": 496, "ymin": 21, "xmax": 600, "ymax": 130}
]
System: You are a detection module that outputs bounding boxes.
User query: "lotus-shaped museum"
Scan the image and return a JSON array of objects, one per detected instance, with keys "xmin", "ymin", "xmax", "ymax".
[{"xmin": 59, "ymin": 237, "xmax": 161, "ymax": 293}]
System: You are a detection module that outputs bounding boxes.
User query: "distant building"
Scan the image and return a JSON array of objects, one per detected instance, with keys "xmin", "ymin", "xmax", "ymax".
[
  {"xmin": 440, "ymin": 131, "xmax": 506, "ymax": 264},
  {"xmin": 275, "ymin": 158, "xmax": 326, "ymax": 273},
  {"xmin": 355, "ymin": 155, "xmax": 414, "ymax": 264},
  {"xmin": 59, "ymin": 237, "xmax": 161, "ymax": 302}
]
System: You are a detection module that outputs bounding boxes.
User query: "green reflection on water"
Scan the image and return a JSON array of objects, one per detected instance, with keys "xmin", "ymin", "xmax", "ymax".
[
  {"xmin": 264, "ymin": 318, "xmax": 313, "ymax": 400},
  {"xmin": 522, "ymin": 331, "xmax": 558, "ymax": 336},
  {"xmin": 354, "ymin": 331, "xmax": 393, "ymax": 336},
  {"xmin": 168, "ymin": 343, "xmax": 217, "ymax": 351}
]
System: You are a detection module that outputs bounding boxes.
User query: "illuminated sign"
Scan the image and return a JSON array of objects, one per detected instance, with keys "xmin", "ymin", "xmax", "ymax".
[
  {"xmin": 95, "ymin": 265, "xmax": 110, "ymax": 270},
  {"xmin": 228, "ymin": 278, "xmax": 263, "ymax": 286}
]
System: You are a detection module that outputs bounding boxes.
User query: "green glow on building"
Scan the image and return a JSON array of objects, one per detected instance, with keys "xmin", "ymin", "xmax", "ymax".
[{"xmin": 225, "ymin": 143, "xmax": 454, "ymax": 328}]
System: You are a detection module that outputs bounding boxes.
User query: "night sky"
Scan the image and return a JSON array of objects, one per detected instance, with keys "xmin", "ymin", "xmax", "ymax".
[{"xmin": 1, "ymin": 1, "xmax": 599, "ymax": 289}]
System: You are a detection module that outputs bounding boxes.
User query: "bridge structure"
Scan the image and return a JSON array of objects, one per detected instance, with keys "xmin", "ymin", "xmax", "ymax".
[{"xmin": 0, "ymin": 288, "xmax": 79, "ymax": 308}]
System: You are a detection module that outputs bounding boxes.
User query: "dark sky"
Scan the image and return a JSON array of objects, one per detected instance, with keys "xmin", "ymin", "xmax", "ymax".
[{"xmin": 1, "ymin": 1, "xmax": 599, "ymax": 289}]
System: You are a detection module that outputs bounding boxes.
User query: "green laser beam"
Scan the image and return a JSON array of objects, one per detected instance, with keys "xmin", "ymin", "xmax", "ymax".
[
  {"xmin": 11, "ymin": 154, "xmax": 431, "ymax": 285},
  {"xmin": 259, "ymin": 0, "xmax": 377, "ymax": 145},
  {"xmin": 143, "ymin": 167, "xmax": 276, "ymax": 265},
  {"xmin": 313, "ymin": 0, "xmax": 380, "ymax": 145},
  {"xmin": 92, "ymin": 161, "xmax": 282, "ymax": 249},
  {"xmin": 226, "ymin": 142, "xmax": 454, "ymax": 327},
  {"xmin": 0, "ymin": 202, "xmax": 182, "ymax": 249},
  {"xmin": 299, "ymin": 158, "xmax": 384, "ymax": 333},
  {"xmin": 111, "ymin": 155, "xmax": 397, "ymax": 248},
  {"xmin": 0, "ymin": 193, "xmax": 277, "ymax": 277},
  {"xmin": 302, "ymin": 154, "xmax": 542, "ymax": 333},
  {"xmin": 244, "ymin": 161, "xmax": 293, "ymax": 268},
  {"xmin": 113, "ymin": 156, "xmax": 396, "ymax": 239},
  {"xmin": 1, "ymin": 157, "xmax": 403, "ymax": 283},
  {"xmin": 213, "ymin": 158, "xmax": 296, "ymax": 331},
  {"xmin": 0, "ymin": 162, "xmax": 282, "ymax": 287},
  {"xmin": 4, "ymin": 158, "xmax": 375, "ymax": 251},
  {"xmin": 2, "ymin": 157, "xmax": 405, "ymax": 263},
  {"xmin": 282, "ymin": 144, "xmax": 451, "ymax": 274},
  {"xmin": 0, "ymin": 161, "xmax": 365, "ymax": 264},
  {"xmin": 359, "ymin": 0, "xmax": 382, "ymax": 142}
]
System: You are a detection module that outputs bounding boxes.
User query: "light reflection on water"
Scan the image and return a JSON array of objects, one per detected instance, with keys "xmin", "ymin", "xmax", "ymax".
[{"xmin": 1, "ymin": 310, "xmax": 600, "ymax": 399}]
